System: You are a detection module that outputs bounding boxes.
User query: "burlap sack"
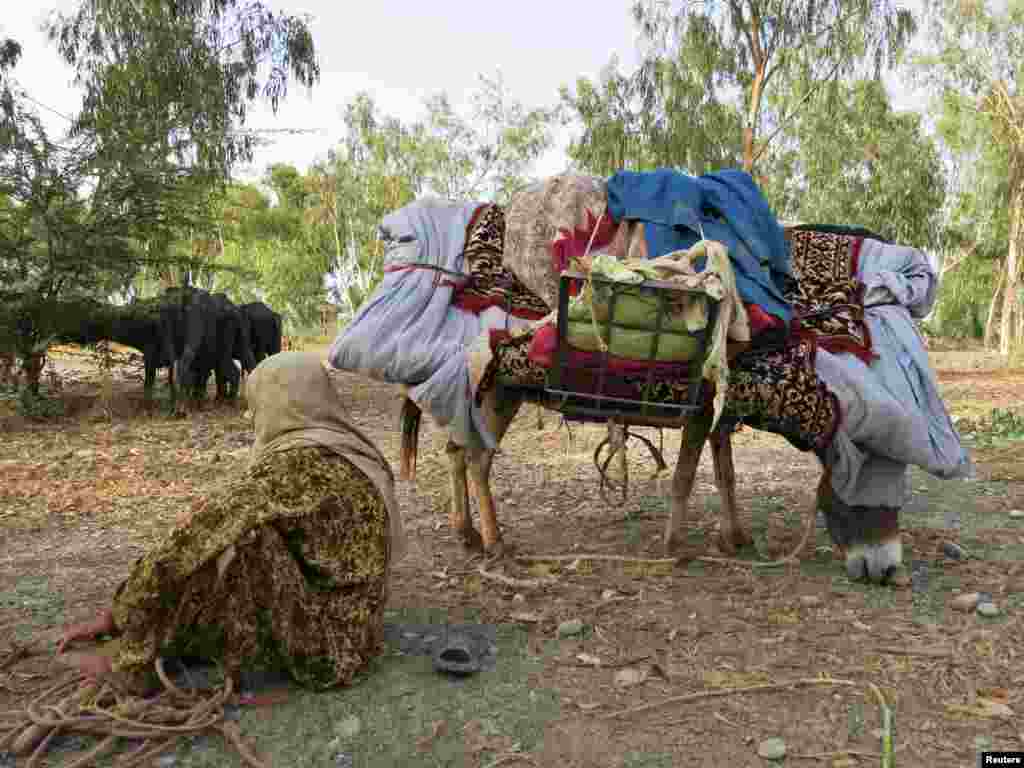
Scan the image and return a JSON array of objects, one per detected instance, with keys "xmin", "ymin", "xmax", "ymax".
[{"xmin": 503, "ymin": 173, "xmax": 608, "ymax": 309}]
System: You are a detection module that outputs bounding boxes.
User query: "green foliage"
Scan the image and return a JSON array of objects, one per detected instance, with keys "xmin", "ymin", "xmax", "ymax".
[
  {"xmin": 314, "ymin": 79, "xmax": 556, "ymax": 320},
  {"xmin": 0, "ymin": 380, "xmax": 66, "ymax": 420},
  {"xmin": 123, "ymin": 75, "xmax": 557, "ymax": 329},
  {"xmin": 0, "ymin": 97, "xmax": 211, "ymax": 370},
  {"xmin": 0, "ymin": 103, "xmax": 214, "ymax": 298},
  {"xmin": 208, "ymin": 180, "xmax": 324, "ymax": 326},
  {"xmin": 418, "ymin": 72, "xmax": 559, "ymax": 202},
  {"xmin": 0, "ymin": 38, "xmax": 18, "ymax": 70},
  {"xmin": 563, "ymin": 0, "xmax": 917, "ymax": 179},
  {"xmin": 957, "ymin": 407, "xmax": 1024, "ymax": 444},
  {"xmin": 770, "ymin": 79, "xmax": 947, "ymax": 249},
  {"xmin": 559, "ymin": 61, "xmax": 649, "ymax": 175},
  {"xmin": 266, "ymin": 164, "xmax": 309, "ymax": 210},
  {"xmin": 926, "ymin": 256, "xmax": 996, "ymax": 339},
  {"xmin": 0, "ymin": 0, "xmax": 321, "ymax": 387},
  {"xmin": 913, "ymin": 0, "xmax": 1024, "ymax": 352},
  {"xmin": 47, "ymin": 0, "xmax": 320, "ymax": 182},
  {"xmin": 560, "ymin": 50, "xmax": 742, "ymax": 176}
]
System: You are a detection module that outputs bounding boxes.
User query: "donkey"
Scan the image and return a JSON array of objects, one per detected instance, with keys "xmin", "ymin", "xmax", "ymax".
[{"xmin": 396, "ymin": 220, "xmax": 949, "ymax": 586}]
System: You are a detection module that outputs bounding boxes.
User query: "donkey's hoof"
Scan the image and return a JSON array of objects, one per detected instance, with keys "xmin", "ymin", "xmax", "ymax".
[
  {"xmin": 459, "ymin": 527, "xmax": 485, "ymax": 553},
  {"xmin": 663, "ymin": 531, "xmax": 685, "ymax": 557},
  {"xmin": 726, "ymin": 526, "xmax": 754, "ymax": 550},
  {"xmin": 483, "ymin": 539, "xmax": 510, "ymax": 563},
  {"xmin": 715, "ymin": 531, "xmax": 738, "ymax": 556}
]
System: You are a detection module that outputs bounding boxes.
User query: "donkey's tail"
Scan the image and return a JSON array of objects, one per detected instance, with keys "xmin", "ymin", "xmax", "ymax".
[{"xmin": 399, "ymin": 396, "xmax": 422, "ymax": 482}]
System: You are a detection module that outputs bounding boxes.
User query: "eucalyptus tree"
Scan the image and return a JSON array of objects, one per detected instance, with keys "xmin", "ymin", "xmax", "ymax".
[
  {"xmin": 914, "ymin": 0, "xmax": 1024, "ymax": 354},
  {"xmin": 562, "ymin": 0, "xmax": 917, "ymax": 180},
  {"xmin": 772, "ymin": 78, "xmax": 947, "ymax": 250},
  {"xmin": 45, "ymin": 0, "xmax": 321, "ymax": 287},
  {"xmin": 0, "ymin": 1, "xmax": 320, "ymax": 387},
  {"xmin": 632, "ymin": 0, "xmax": 918, "ymax": 172}
]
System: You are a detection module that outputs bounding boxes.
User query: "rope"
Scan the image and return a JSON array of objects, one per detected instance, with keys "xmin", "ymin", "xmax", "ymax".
[
  {"xmin": 1, "ymin": 659, "xmax": 270, "ymax": 767},
  {"xmin": 593, "ymin": 425, "xmax": 669, "ymax": 507},
  {"xmin": 570, "ymin": 211, "xmax": 610, "ymax": 353}
]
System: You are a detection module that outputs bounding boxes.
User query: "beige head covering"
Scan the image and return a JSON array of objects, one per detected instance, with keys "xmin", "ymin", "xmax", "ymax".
[{"xmin": 245, "ymin": 351, "xmax": 406, "ymax": 562}]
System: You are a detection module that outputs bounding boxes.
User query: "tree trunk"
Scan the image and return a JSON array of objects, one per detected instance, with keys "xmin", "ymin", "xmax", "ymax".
[
  {"xmin": 984, "ymin": 262, "xmax": 1004, "ymax": 349},
  {"xmin": 999, "ymin": 187, "xmax": 1024, "ymax": 356},
  {"xmin": 998, "ymin": 268, "xmax": 1017, "ymax": 357},
  {"xmin": 741, "ymin": 6, "xmax": 767, "ymax": 174},
  {"xmin": 0, "ymin": 350, "xmax": 16, "ymax": 387},
  {"xmin": 742, "ymin": 62, "xmax": 767, "ymax": 173},
  {"xmin": 1017, "ymin": 291, "xmax": 1024, "ymax": 350},
  {"xmin": 332, "ymin": 200, "xmax": 343, "ymax": 275},
  {"xmin": 940, "ymin": 244, "xmax": 976, "ymax": 277},
  {"xmin": 21, "ymin": 351, "xmax": 45, "ymax": 395}
]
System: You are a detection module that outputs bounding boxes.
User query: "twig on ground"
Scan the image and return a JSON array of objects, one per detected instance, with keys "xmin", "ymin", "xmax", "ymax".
[
  {"xmin": 559, "ymin": 654, "xmax": 652, "ymax": 670},
  {"xmin": 790, "ymin": 746, "xmax": 906, "ymax": 760},
  {"xmin": 0, "ymin": 641, "xmax": 45, "ymax": 672},
  {"xmin": 477, "ymin": 567, "xmax": 554, "ymax": 591},
  {"xmin": 586, "ymin": 595, "xmax": 638, "ymax": 615},
  {"xmin": 874, "ymin": 646, "xmax": 952, "ymax": 659},
  {"xmin": 713, "ymin": 711, "xmax": 742, "ymax": 728},
  {"xmin": 482, "ymin": 754, "xmax": 539, "ymax": 768},
  {"xmin": 515, "ymin": 554, "xmax": 678, "ymax": 565},
  {"xmin": 600, "ymin": 677, "xmax": 857, "ymax": 721}
]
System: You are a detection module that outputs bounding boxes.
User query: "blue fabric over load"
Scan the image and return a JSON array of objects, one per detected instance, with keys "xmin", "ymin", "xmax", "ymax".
[{"xmin": 605, "ymin": 168, "xmax": 795, "ymax": 325}]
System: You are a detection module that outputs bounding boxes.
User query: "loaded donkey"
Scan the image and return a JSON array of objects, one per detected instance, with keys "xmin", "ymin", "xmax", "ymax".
[{"xmin": 332, "ymin": 171, "xmax": 972, "ymax": 585}]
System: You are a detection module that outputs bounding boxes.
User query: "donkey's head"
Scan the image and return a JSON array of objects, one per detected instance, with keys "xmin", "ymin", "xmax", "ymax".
[{"xmin": 815, "ymin": 464, "xmax": 902, "ymax": 584}]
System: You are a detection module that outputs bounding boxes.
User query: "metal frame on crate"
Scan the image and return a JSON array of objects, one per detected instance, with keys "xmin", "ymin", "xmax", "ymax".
[{"xmin": 543, "ymin": 270, "xmax": 720, "ymax": 428}]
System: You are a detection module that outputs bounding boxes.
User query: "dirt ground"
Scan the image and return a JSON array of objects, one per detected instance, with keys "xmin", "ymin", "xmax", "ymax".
[{"xmin": 2, "ymin": 342, "xmax": 1024, "ymax": 767}]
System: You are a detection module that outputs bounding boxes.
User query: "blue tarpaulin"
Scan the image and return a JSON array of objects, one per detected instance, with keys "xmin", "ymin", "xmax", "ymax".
[{"xmin": 606, "ymin": 168, "xmax": 794, "ymax": 324}]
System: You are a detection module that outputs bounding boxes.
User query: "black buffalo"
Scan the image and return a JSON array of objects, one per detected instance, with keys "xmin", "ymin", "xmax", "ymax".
[
  {"xmin": 240, "ymin": 301, "xmax": 283, "ymax": 365},
  {"xmin": 50, "ymin": 296, "xmax": 183, "ymax": 408},
  {"xmin": 203, "ymin": 292, "xmax": 257, "ymax": 398},
  {"xmin": 46, "ymin": 290, "xmax": 255, "ymax": 410},
  {"xmin": 167, "ymin": 287, "xmax": 256, "ymax": 403}
]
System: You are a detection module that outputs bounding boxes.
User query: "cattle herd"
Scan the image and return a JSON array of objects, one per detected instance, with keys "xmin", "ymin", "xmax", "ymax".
[{"xmin": 59, "ymin": 286, "xmax": 283, "ymax": 408}]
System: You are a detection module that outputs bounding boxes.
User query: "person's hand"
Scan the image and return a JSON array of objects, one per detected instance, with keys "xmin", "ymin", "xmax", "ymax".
[{"xmin": 57, "ymin": 609, "xmax": 114, "ymax": 654}]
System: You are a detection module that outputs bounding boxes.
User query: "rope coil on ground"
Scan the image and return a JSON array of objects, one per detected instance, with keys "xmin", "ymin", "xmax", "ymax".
[{"xmin": 0, "ymin": 658, "xmax": 269, "ymax": 768}]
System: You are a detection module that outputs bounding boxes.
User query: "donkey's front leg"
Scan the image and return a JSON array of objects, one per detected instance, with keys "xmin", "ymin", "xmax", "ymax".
[
  {"xmin": 468, "ymin": 387, "xmax": 524, "ymax": 559},
  {"xmin": 708, "ymin": 422, "xmax": 753, "ymax": 554}
]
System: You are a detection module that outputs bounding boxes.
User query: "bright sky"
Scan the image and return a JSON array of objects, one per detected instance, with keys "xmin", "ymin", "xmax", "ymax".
[{"xmin": 2, "ymin": 1, "xmax": 930, "ymax": 185}]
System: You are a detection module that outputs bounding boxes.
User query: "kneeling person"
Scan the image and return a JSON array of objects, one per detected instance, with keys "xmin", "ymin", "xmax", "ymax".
[{"xmin": 58, "ymin": 351, "xmax": 406, "ymax": 692}]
